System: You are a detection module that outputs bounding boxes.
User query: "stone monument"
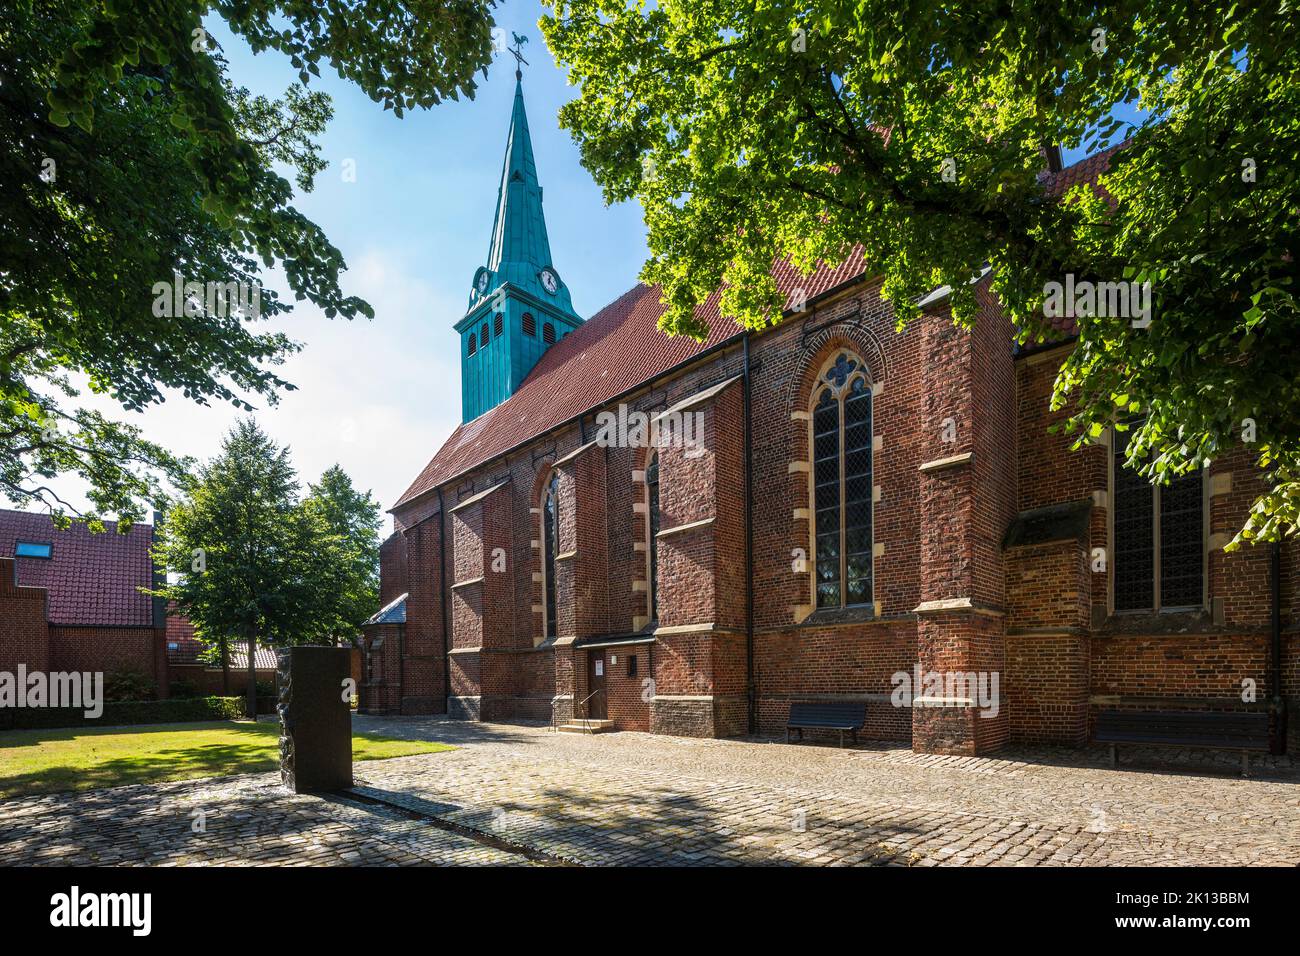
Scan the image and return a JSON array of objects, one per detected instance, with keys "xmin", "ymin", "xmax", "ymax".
[{"xmin": 278, "ymin": 645, "xmax": 353, "ymax": 793}]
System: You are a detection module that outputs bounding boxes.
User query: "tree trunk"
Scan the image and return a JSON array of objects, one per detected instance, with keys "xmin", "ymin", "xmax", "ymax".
[
  {"xmin": 220, "ymin": 638, "xmax": 230, "ymax": 695},
  {"xmin": 246, "ymin": 633, "xmax": 257, "ymax": 720}
]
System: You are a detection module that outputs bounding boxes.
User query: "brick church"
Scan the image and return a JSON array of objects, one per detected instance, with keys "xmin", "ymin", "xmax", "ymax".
[{"xmin": 360, "ymin": 74, "xmax": 1297, "ymax": 756}]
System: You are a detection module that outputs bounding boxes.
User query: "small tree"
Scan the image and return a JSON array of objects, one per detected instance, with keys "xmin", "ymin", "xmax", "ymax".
[
  {"xmin": 301, "ymin": 465, "xmax": 382, "ymax": 647},
  {"xmin": 153, "ymin": 419, "xmax": 319, "ymax": 718}
]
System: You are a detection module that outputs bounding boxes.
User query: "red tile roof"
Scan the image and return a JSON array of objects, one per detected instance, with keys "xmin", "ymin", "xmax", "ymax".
[
  {"xmin": 396, "ymin": 148, "xmax": 1118, "ymax": 508},
  {"xmin": 1043, "ymin": 142, "xmax": 1123, "ymax": 199},
  {"xmin": 0, "ymin": 509, "xmax": 154, "ymax": 626}
]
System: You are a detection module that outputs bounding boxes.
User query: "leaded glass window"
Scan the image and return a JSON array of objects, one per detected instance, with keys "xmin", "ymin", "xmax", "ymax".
[
  {"xmin": 542, "ymin": 471, "xmax": 560, "ymax": 638},
  {"xmin": 810, "ymin": 351, "xmax": 874, "ymax": 610},
  {"xmin": 1112, "ymin": 424, "xmax": 1204, "ymax": 612}
]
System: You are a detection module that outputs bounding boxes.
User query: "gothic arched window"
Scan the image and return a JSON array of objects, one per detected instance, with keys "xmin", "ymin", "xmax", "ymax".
[
  {"xmin": 810, "ymin": 350, "xmax": 874, "ymax": 609},
  {"xmin": 522, "ymin": 312, "xmax": 536, "ymax": 337},
  {"xmin": 481, "ymin": 321, "xmax": 490, "ymax": 344},
  {"xmin": 541, "ymin": 470, "xmax": 560, "ymax": 639},
  {"xmin": 645, "ymin": 452, "xmax": 661, "ymax": 622},
  {"xmin": 543, "ymin": 322, "xmax": 556, "ymax": 344},
  {"xmin": 467, "ymin": 332, "xmax": 476, "ymax": 356},
  {"xmin": 494, "ymin": 313, "xmax": 503, "ymax": 337}
]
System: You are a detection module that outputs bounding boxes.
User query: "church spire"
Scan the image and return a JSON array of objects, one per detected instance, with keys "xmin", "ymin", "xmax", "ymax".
[
  {"xmin": 458, "ymin": 46, "xmax": 583, "ymax": 423},
  {"xmin": 484, "ymin": 76, "xmax": 553, "ymax": 282}
]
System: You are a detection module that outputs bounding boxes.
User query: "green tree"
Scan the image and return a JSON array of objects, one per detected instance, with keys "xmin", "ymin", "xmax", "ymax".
[
  {"xmin": 1, "ymin": 0, "xmax": 497, "ymax": 526},
  {"xmin": 542, "ymin": 2, "xmax": 1300, "ymax": 546},
  {"xmin": 152, "ymin": 419, "xmax": 319, "ymax": 717},
  {"xmin": 301, "ymin": 464, "xmax": 382, "ymax": 647}
]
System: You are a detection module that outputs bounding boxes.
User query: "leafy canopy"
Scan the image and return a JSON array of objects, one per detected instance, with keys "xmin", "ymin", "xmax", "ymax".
[
  {"xmin": 542, "ymin": 1, "xmax": 1300, "ymax": 545},
  {"xmin": 1, "ymin": 0, "xmax": 496, "ymax": 527}
]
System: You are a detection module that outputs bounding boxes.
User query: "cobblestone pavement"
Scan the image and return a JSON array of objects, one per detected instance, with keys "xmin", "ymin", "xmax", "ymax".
[
  {"xmin": 0, "ymin": 772, "xmax": 529, "ymax": 866},
  {"xmin": 1, "ymin": 718, "xmax": 1296, "ymax": 866},
  {"xmin": 345, "ymin": 719, "xmax": 1299, "ymax": 866}
]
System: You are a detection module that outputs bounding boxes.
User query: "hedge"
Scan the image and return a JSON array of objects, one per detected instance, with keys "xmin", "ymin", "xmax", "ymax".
[{"xmin": 0, "ymin": 696, "xmax": 253, "ymax": 731}]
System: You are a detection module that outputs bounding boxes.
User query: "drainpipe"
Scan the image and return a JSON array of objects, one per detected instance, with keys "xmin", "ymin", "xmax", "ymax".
[
  {"xmin": 1271, "ymin": 542, "xmax": 1287, "ymax": 754},
  {"xmin": 743, "ymin": 333, "xmax": 756, "ymax": 735},
  {"xmin": 437, "ymin": 488, "xmax": 452, "ymax": 715}
]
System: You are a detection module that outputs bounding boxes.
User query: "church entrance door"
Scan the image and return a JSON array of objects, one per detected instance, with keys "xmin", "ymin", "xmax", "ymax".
[{"xmin": 586, "ymin": 652, "xmax": 607, "ymax": 720}]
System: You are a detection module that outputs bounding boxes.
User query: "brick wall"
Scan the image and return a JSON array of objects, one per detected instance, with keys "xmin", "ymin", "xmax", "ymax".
[
  {"xmin": 377, "ymin": 268, "xmax": 1297, "ymax": 755},
  {"xmin": 402, "ymin": 514, "xmax": 446, "ymax": 714},
  {"xmin": 0, "ymin": 556, "xmax": 49, "ymax": 674},
  {"xmin": 359, "ymin": 622, "xmax": 404, "ymax": 713},
  {"xmin": 48, "ymin": 625, "xmax": 166, "ymax": 684},
  {"xmin": 379, "ymin": 532, "xmax": 408, "ymax": 606},
  {"xmin": 1016, "ymin": 338, "xmax": 1296, "ymax": 752}
]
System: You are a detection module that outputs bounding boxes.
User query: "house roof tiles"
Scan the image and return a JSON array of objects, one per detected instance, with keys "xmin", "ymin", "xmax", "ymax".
[{"xmin": 0, "ymin": 509, "xmax": 154, "ymax": 627}]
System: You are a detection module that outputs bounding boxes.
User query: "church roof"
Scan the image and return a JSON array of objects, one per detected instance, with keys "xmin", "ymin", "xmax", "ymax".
[{"xmin": 394, "ymin": 146, "xmax": 1117, "ymax": 511}]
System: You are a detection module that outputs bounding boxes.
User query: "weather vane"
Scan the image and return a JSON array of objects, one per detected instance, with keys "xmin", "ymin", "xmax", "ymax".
[{"xmin": 509, "ymin": 32, "xmax": 530, "ymax": 80}]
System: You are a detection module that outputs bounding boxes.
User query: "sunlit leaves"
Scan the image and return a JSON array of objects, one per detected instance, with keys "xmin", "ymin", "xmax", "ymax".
[{"xmin": 543, "ymin": 0, "xmax": 1300, "ymax": 544}]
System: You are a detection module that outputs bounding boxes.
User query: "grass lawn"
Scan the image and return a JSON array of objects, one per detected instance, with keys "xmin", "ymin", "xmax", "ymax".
[{"xmin": 0, "ymin": 720, "xmax": 453, "ymax": 799}]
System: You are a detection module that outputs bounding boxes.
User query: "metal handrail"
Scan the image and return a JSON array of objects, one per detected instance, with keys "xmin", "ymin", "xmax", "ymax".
[{"xmin": 551, "ymin": 687, "xmax": 606, "ymax": 732}]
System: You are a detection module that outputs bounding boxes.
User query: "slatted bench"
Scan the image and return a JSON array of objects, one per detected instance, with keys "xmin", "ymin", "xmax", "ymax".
[
  {"xmin": 1094, "ymin": 709, "xmax": 1270, "ymax": 777},
  {"xmin": 786, "ymin": 702, "xmax": 867, "ymax": 748}
]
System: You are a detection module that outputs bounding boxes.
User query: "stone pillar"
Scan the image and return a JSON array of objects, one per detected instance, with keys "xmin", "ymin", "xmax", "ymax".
[
  {"xmin": 447, "ymin": 481, "xmax": 513, "ymax": 720},
  {"xmin": 278, "ymin": 646, "xmax": 353, "ymax": 793},
  {"xmin": 912, "ymin": 294, "xmax": 1015, "ymax": 755},
  {"xmin": 401, "ymin": 515, "xmax": 447, "ymax": 714},
  {"xmin": 648, "ymin": 377, "xmax": 748, "ymax": 738}
]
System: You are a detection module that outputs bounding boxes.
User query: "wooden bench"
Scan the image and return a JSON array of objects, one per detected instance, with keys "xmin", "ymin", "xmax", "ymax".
[
  {"xmin": 1094, "ymin": 709, "xmax": 1270, "ymax": 776},
  {"xmin": 786, "ymin": 702, "xmax": 867, "ymax": 748}
]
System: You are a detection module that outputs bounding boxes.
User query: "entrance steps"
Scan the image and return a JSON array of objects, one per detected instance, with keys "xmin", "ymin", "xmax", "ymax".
[{"xmin": 557, "ymin": 719, "xmax": 616, "ymax": 735}]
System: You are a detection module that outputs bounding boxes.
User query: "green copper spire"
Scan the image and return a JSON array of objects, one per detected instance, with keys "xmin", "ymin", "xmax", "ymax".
[
  {"xmin": 458, "ymin": 61, "xmax": 583, "ymax": 423},
  {"xmin": 469, "ymin": 76, "xmax": 578, "ymax": 316}
]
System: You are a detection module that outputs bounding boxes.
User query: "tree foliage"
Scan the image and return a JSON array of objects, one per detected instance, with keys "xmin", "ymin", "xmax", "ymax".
[
  {"xmin": 151, "ymin": 419, "xmax": 317, "ymax": 712},
  {"xmin": 542, "ymin": 1, "xmax": 1300, "ymax": 545},
  {"xmin": 153, "ymin": 422, "xmax": 381, "ymax": 714},
  {"xmin": 1, "ymin": 0, "xmax": 497, "ymax": 525},
  {"xmin": 301, "ymin": 464, "xmax": 382, "ymax": 646}
]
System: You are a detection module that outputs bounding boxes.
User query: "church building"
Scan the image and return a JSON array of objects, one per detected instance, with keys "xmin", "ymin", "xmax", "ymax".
[{"xmin": 360, "ymin": 74, "xmax": 1297, "ymax": 756}]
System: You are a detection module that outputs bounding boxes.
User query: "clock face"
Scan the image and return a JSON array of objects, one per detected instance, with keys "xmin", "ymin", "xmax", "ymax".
[
  {"xmin": 539, "ymin": 267, "xmax": 559, "ymax": 295},
  {"xmin": 475, "ymin": 270, "xmax": 490, "ymax": 295}
]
